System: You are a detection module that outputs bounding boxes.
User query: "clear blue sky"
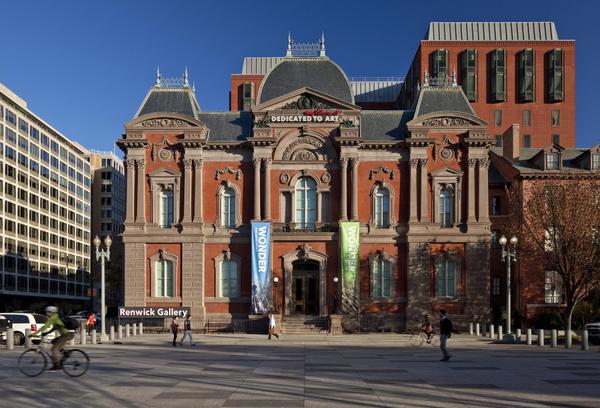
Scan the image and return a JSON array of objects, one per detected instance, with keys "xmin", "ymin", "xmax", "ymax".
[{"xmin": 1, "ymin": 0, "xmax": 598, "ymax": 151}]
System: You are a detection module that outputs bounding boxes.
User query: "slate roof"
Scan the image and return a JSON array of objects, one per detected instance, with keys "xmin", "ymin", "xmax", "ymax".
[
  {"xmin": 258, "ymin": 58, "xmax": 354, "ymax": 105},
  {"xmin": 198, "ymin": 112, "xmax": 253, "ymax": 142},
  {"xmin": 491, "ymin": 146, "xmax": 592, "ymax": 174},
  {"xmin": 351, "ymin": 80, "xmax": 403, "ymax": 103},
  {"xmin": 135, "ymin": 88, "xmax": 201, "ymax": 119},
  {"xmin": 426, "ymin": 22, "xmax": 559, "ymax": 41},
  {"xmin": 413, "ymin": 86, "xmax": 475, "ymax": 117},
  {"xmin": 360, "ymin": 111, "xmax": 413, "ymax": 141}
]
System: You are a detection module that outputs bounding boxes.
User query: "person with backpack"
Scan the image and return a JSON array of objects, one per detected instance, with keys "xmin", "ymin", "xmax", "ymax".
[
  {"xmin": 439, "ymin": 309, "xmax": 453, "ymax": 361},
  {"xmin": 170, "ymin": 316, "xmax": 179, "ymax": 347},
  {"xmin": 179, "ymin": 315, "xmax": 195, "ymax": 347},
  {"xmin": 29, "ymin": 306, "xmax": 77, "ymax": 371}
]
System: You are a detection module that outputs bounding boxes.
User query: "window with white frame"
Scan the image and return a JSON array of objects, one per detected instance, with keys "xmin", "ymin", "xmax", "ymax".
[
  {"xmin": 435, "ymin": 256, "xmax": 459, "ymax": 298},
  {"xmin": 159, "ymin": 188, "xmax": 174, "ymax": 227},
  {"xmin": 373, "ymin": 185, "xmax": 390, "ymax": 228},
  {"xmin": 545, "ymin": 270, "xmax": 562, "ymax": 304},
  {"xmin": 592, "ymin": 154, "xmax": 600, "ymax": 170},
  {"xmin": 155, "ymin": 259, "xmax": 174, "ymax": 297},
  {"xmin": 546, "ymin": 153, "xmax": 559, "ymax": 170},
  {"xmin": 372, "ymin": 257, "xmax": 392, "ymax": 298},
  {"xmin": 295, "ymin": 177, "xmax": 317, "ymax": 228},
  {"xmin": 220, "ymin": 186, "xmax": 236, "ymax": 228},
  {"xmin": 220, "ymin": 260, "xmax": 239, "ymax": 298},
  {"xmin": 439, "ymin": 186, "xmax": 454, "ymax": 228}
]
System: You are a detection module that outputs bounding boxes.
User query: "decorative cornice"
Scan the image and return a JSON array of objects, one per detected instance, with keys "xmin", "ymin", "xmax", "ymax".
[{"xmin": 368, "ymin": 166, "xmax": 395, "ymax": 180}]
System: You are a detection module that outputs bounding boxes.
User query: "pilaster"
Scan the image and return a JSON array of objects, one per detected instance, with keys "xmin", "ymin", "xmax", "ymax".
[
  {"xmin": 340, "ymin": 157, "xmax": 348, "ymax": 221},
  {"xmin": 135, "ymin": 159, "xmax": 146, "ymax": 224},
  {"xmin": 263, "ymin": 158, "xmax": 272, "ymax": 220},
  {"xmin": 253, "ymin": 158, "xmax": 262, "ymax": 220}
]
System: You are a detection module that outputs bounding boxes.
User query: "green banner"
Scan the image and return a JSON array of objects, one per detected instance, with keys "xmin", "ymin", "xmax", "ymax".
[{"xmin": 340, "ymin": 221, "xmax": 360, "ymax": 314}]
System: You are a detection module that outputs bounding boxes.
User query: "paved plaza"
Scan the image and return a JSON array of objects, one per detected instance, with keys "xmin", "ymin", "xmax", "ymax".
[{"xmin": 1, "ymin": 333, "xmax": 599, "ymax": 408}]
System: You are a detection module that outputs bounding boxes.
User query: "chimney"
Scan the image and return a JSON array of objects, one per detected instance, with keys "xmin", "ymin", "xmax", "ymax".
[{"xmin": 502, "ymin": 124, "xmax": 520, "ymax": 161}]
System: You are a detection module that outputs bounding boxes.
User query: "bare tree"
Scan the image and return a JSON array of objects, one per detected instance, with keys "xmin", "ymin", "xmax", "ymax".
[{"xmin": 508, "ymin": 178, "xmax": 600, "ymax": 347}]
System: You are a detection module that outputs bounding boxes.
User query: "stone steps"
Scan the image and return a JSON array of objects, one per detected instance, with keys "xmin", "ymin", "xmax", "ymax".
[{"xmin": 281, "ymin": 315, "xmax": 329, "ymax": 335}]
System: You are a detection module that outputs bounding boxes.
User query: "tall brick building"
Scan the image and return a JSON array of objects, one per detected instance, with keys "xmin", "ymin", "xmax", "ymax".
[{"xmin": 117, "ymin": 22, "xmax": 596, "ymax": 331}]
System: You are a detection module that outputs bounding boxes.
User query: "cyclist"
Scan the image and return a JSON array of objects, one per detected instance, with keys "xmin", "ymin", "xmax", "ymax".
[
  {"xmin": 30, "ymin": 306, "xmax": 75, "ymax": 371},
  {"xmin": 421, "ymin": 313, "xmax": 434, "ymax": 343}
]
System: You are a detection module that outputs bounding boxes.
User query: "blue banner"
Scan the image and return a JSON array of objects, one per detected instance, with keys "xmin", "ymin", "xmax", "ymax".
[{"xmin": 251, "ymin": 222, "xmax": 271, "ymax": 314}]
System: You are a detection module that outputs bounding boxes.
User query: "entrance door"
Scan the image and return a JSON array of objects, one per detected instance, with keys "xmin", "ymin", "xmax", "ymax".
[{"xmin": 291, "ymin": 261, "xmax": 319, "ymax": 315}]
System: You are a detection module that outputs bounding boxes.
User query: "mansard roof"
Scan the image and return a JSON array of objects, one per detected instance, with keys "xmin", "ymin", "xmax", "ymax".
[
  {"xmin": 491, "ymin": 146, "xmax": 599, "ymax": 175},
  {"xmin": 135, "ymin": 87, "xmax": 201, "ymax": 119},
  {"xmin": 413, "ymin": 86, "xmax": 475, "ymax": 117},
  {"xmin": 197, "ymin": 112, "xmax": 252, "ymax": 142},
  {"xmin": 359, "ymin": 111, "xmax": 413, "ymax": 140}
]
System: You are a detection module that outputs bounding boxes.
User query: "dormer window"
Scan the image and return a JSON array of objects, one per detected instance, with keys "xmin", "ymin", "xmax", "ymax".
[
  {"xmin": 592, "ymin": 154, "xmax": 600, "ymax": 170},
  {"xmin": 546, "ymin": 153, "xmax": 559, "ymax": 170}
]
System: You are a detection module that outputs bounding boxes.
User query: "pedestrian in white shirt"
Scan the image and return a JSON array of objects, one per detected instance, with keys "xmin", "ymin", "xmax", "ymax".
[{"xmin": 268, "ymin": 313, "xmax": 279, "ymax": 340}]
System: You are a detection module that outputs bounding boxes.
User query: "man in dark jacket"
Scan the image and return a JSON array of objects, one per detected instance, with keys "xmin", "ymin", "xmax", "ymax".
[
  {"xmin": 170, "ymin": 316, "xmax": 179, "ymax": 347},
  {"xmin": 439, "ymin": 309, "xmax": 453, "ymax": 361}
]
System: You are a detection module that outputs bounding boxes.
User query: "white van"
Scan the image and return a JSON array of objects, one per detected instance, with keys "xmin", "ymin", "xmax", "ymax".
[{"xmin": 0, "ymin": 313, "xmax": 56, "ymax": 345}]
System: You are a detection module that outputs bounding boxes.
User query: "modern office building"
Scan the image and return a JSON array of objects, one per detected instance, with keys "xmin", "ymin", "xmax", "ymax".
[
  {"xmin": 87, "ymin": 150, "xmax": 125, "ymax": 313},
  {"xmin": 0, "ymin": 82, "xmax": 92, "ymax": 311}
]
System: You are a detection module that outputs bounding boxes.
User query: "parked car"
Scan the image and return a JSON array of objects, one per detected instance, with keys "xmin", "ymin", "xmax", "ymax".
[
  {"xmin": 586, "ymin": 321, "xmax": 600, "ymax": 345},
  {"xmin": 0, "ymin": 315, "xmax": 13, "ymax": 341},
  {"xmin": 70, "ymin": 311, "xmax": 102, "ymax": 329},
  {"xmin": 0, "ymin": 313, "xmax": 56, "ymax": 345}
]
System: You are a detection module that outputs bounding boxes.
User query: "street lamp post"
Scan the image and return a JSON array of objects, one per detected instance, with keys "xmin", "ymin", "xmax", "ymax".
[
  {"xmin": 333, "ymin": 276, "xmax": 339, "ymax": 315},
  {"xmin": 93, "ymin": 235, "xmax": 112, "ymax": 342},
  {"xmin": 499, "ymin": 235, "xmax": 518, "ymax": 343},
  {"xmin": 273, "ymin": 276, "xmax": 279, "ymax": 314}
]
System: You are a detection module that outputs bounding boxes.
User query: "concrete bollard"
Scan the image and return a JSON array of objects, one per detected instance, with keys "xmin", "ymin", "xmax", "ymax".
[
  {"xmin": 582, "ymin": 330, "xmax": 589, "ymax": 351},
  {"xmin": 490, "ymin": 325, "xmax": 495, "ymax": 339},
  {"xmin": 526, "ymin": 328, "xmax": 532, "ymax": 345},
  {"xmin": 498, "ymin": 325, "xmax": 503, "ymax": 340},
  {"xmin": 69, "ymin": 335, "xmax": 76, "ymax": 346},
  {"xmin": 516, "ymin": 328, "xmax": 522, "ymax": 341},
  {"xmin": 482, "ymin": 324, "xmax": 487, "ymax": 337},
  {"xmin": 125, "ymin": 323, "xmax": 130, "ymax": 337},
  {"xmin": 118, "ymin": 324, "xmax": 123, "ymax": 339},
  {"xmin": 539, "ymin": 329, "xmax": 545, "ymax": 346},
  {"xmin": 551, "ymin": 329, "xmax": 558, "ymax": 347},
  {"xmin": 6, "ymin": 328, "xmax": 14, "ymax": 350},
  {"xmin": 132, "ymin": 323, "xmax": 137, "ymax": 336},
  {"xmin": 80, "ymin": 328, "xmax": 86, "ymax": 345},
  {"xmin": 475, "ymin": 323, "xmax": 480, "ymax": 336},
  {"xmin": 469, "ymin": 322, "xmax": 474, "ymax": 335},
  {"xmin": 91, "ymin": 330, "xmax": 97, "ymax": 345},
  {"xmin": 25, "ymin": 329, "xmax": 32, "ymax": 349},
  {"xmin": 109, "ymin": 326, "xmax": 115, "ymax": 341},
  {"xmin": 139, "ymin": 322, "xmax": 143, "ymax": 336}
]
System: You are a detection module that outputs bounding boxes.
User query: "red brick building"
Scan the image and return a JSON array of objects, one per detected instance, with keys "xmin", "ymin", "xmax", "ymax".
[{"xmin": 117, "ymin": 22, "xmax": 595, "ymax": 331}]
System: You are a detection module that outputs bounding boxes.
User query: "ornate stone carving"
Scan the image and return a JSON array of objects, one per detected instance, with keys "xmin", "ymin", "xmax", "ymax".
[
  {"xmin": 282, "ymin": 136, "xmax": 324, "ymax": 161},
  {"xmin": 136, "ymin": 159, "xmax": 146, "ymax": 169},
  {"xmin": 253, "ymin": 158, "xmax": 262, "ymax": 167},
  {"xmin": 409, "ymin": 159, "xmax": 420, "ymax": 168},
  {"xmin": 215, "ymin": 166, "xmax": 241, "ymax": 180},
  {"xmin": 299, "ymin": 243, "xmax": 312, "ymax": 261},
  {"xmin": 279, "ymin": 173, "xmax": 290, "ymax": 184},
  {"xmin": 183, "ymin": 159, "xmax": 194, "ymax": 169},
  {"xmin": 280, "ymin": 95, "xmax": 335, "ymax": 110},
  {"xmin": 368, "ymin": 166, "xmax": 395, "ymax": 180},
  {"xmin": 468, "ymin": 158, "xmax": 478, "ymax": 168},
  {"xmin": 293, "ymin": 150, "xmax": 317, "ymax": 161},
  {"xmin": 262, "ymin": 158, "xmax": 272, "ymax": 166},
  {"xmin": 140, "ymin": 118, "xmax": 192, "ymax": 128},
  {"xmin": 223, "ymin": 248, "xmax": 232, "ymax": 261},
  {"xmin": 478, "ymin": 158, "xmax": 491, "ymax": 168},
  {"xmin": 320, "ymin": 172, "xmax": 331, "ymax": 183},
  {"xmin": 421, "ymin": 117, "xmax": 476, "ymax": 127},
  {"xmin": 339, "ymin": 157, "xmax": 348, "ymax": 167},
  {"xmin": 339, "ymin": 119, "xmax": 355, "ymax": 128},
  {"xmin": 254, "ymin": 117, "xmax": 269, "ymax": 128},
  {"xmin": 349, "ymin": 157, "xmax": 359, "ymax": 167},
  {"xmin": 158, "ymin": 148, "xmax": 173, "ymax": 161},
  {"xmin": 124, "ymin": 159, "xmax": 136, "ymax": 168},
  {"xmin": 420, "ymin": 159, "xmax": 429, "ymax": 167},
  {"xmin": 439, "ymin": 147, "xmax": 454, "ymax": 161},
  {"xmin": 192, "ymin": 159, "xmax": 203, "ymax": 168}
]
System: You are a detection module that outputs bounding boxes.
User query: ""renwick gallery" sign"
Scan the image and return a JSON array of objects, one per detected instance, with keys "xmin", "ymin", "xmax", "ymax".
[{"xmin": 118, "ymin": 307, "xmax": 190, "ymax": 318}]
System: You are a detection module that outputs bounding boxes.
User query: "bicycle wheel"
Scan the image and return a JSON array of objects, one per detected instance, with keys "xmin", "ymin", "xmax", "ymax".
[
  {"xmin": 409, "ymin": 334, "xmax": 424, "ymax": 347},
  {"xmin": 18, "ymin": 349, "xmax": 47, "ymax": 377},
  {"xmin": 430, "ymin": 335, "xmax": 440, "ymax": 347},
  {"xmin": 62, "ymin": 349, "xmax": 89, "ymax": 377}
]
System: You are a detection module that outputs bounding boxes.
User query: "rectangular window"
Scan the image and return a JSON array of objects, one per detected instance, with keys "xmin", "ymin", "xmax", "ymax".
[
  {"xmin": 436, "ymin": 258, "xmax": 458, "ymax": 298},
  {"xmin": 5, "ymin": 109, "xmax": 16, "ymax": 126},
  {"xmin": 494, "ymin": 110, "xmax": 502, "ymax": 127},
  {"xmin": 551, "ymin": 110, "xmax": 560, "ymax": 127},
  {"xmin": 30, "ymin": 126, "xmax": 39, "ymax": 141},
  {"xmin": 552, "ymin": 134, "xmax": 560, "ymax": 145},
  {"xmin": 220, "ymin": 260, "xmax": 239, "ymax": 298},
  {"xmin": 460, "ymin": 49, "xmax": 477, "ymax": 101},
  {"xmin": 155, "ymin": 260, "xmax": 174, "ymax": 297},
  {"xmin": 374, "ymin": 187, "xmax": 390, "ymax": 228},
  {"xmin": 545, "ymin": 270, "xmax": 562, "ymax": 304},
  {"xmin": 591, "ymin": 154, "xmax": 600, "ymax": 170},
  {"xmin": 439, "ymin": 187, "xmax": 454, "ymax": 228},
  {"xmin": 18, "ymin": 118, "xmax": 28, "ymax": 134},
  {"xmin": 492, "ymin": 277, "xmax": 501, "ymax": 296},
  {"xmin": 491, "ymin": 230, "xmax": 500, "ymax": 246},
  {"xmin": 491, "ymin": 196, "xmax": 501, "ymax": 215},
  {"xmin": 6, "ymin": 128, "xmax": 16, "ymax": 143},
  {"xmin": 546, "ymin": 153, "xmax": 559, "ymax": 170},
  {"xmin": 372, "ymin": 258, "xmax": 392, "ymax": 298},
  {"xmin": 495, "ymin": 135, "xmax": 502, "ymax": 147},
  {"xmin": 523, "ymin": 134, "xmax": 531, "ymax": 148},
  {"xmin": 518, "ymin": 49, "xmax": 535, "ymax": 102},
  {"xmin": 522, "ymin": 110, "xmax": 531, "ymax": 127},
  {"xmin": 18, "ymin": 137, "xmax": 28, "ymax": 150},
  {"xmin": 159, "ymin": 189, "xmax": 174, "ymax": 228},
  {"xmin": 546, "ymin": 49, "xmax": 564, "ymax": 102},
  {"xmin": 488, "ymin": 49, "xmax": 506, "ymax": 102},
  {"xmin": 430, "ymin": 49, "xmax": 448, "ymax": 82}
]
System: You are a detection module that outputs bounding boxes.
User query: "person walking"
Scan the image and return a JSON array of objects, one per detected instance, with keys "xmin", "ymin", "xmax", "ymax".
[
  {"xmin": 86, "ymin": 312, "xmax": 96, "ymax": 337},
  {"xmin": 268, "ymin": 313, "xmax": 279, "ymax": 340},
  {"xmin": 439, "ymin": 309, "xmax": 453, "ymax": 361},
  {"xmin": 179, "ymin": 315, "xmax": 196, "ymax": 347},
  {"xmin": 421, "ymin": 313, "xmax": 433, "ymax": 343},
  {"xmin": 170, "ymin": 316, "xmax": 179, "ymax": 347}
]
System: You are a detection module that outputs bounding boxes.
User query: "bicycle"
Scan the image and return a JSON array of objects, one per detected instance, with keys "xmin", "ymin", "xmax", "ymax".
[
  {"xmin": 17, "ymin": 333, "xmax": 89, "ymax": 377},
  {"xmin": 409, "ymin": 331, "xmax": 440, "ymax": 347}
]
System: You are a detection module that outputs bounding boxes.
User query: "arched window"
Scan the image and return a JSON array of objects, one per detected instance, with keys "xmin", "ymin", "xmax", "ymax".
[
  {"xmin": 374, "ymin": 186, "xmax": 390, "ymax": 228},
  {"xmin": 156, "ymin": 259, "xmax": 174, "ymax": 297},
  {"xmin": 159, "ymin": 188, "xmax": 174, "ymax": 228},
  {"xmin": 221, "ymin": 186, "xmax": 236, "ymax": 228},
  {"xmin": 435, "ymin": 256, "xmax": 459, "ymax": 298},
  {"xmin": 220, "ymin": 259, "xmax": 239, "ymax": 298},
  {"xmin": 295, "ymin": 177, "xmax": 317, "ymax": 228},
  {"xmin": 439, "ymin": 186, "xmax": 454, "ymax": 228},
  {"xmin": 372, "ymin": 257, "xmax": 392, "ymax": 298}
]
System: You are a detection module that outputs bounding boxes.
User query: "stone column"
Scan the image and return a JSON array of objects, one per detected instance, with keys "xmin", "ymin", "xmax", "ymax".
[
  {"xmin": 183, "ymin": 159, "xmax": 193, "ymax": 223},
  {"xmin": 478, "ymin": 158, "xmax": 490, "ymax": 223},
  {"xmin": 467, "ymin": 158, "xmax": 477, "ymax": 223},
  {"xmin": 419, "ymin": 159, "xmax": 430, "ymax": 222},
  {"xmin": 340, "ymin": 158, "xmax": 348, "ymax": 221},
  {"xmin": 125, "ymin": 159, "xmax": 135, "ymax": 223},
  {"xmin": 253, "ymin": 158, "xmax": 261, "ymax": 220},
  {"xmin": 193, "ymin": 159, "xmax": 203, "ymax": 223},
  {"xmin": 263, "ymin": 158, "xmax": 272, "ymax": 220},
  {"xmin": 409, "ymin": 159, "xmax": 419, "ymax": 223},
  {"xmin": 350, "ymin": 158, "xmax": 359, "ymax": 221},
  {"xmin": 135, "ymin": 159, "xmax": 145, "ymax": 223}
]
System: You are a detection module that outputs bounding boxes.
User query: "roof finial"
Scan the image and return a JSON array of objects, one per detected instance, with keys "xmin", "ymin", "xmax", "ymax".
[
  {"xmin": 183, "ymin": 66, "xmax": 189, "ymax": 87},
  {"xmin": 156, "ymin": 66, "xmax": 162, "ymax": 87},
  {"xmin": 451, "ymin": 68, "xmax": 457, "ymax": 86},
  {"xmin": 286, "ymin": 32, "xmax": 293, "ymax": 57},
  {"xmin": 319, "ymin": 32, "xmax": 326, "ymax": 56},
  {"xmin": 424, "ymin": 69, "xmax": 429, "ymax": 87},
  {"xmin": 192, "ymin": 82, "xmax": 196, "ymax": 92}
]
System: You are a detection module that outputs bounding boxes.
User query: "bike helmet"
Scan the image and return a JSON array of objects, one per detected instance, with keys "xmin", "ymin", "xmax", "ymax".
[{"xmin": 45, "ymin": 306, "xmax": 58, "ymax": 313}]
